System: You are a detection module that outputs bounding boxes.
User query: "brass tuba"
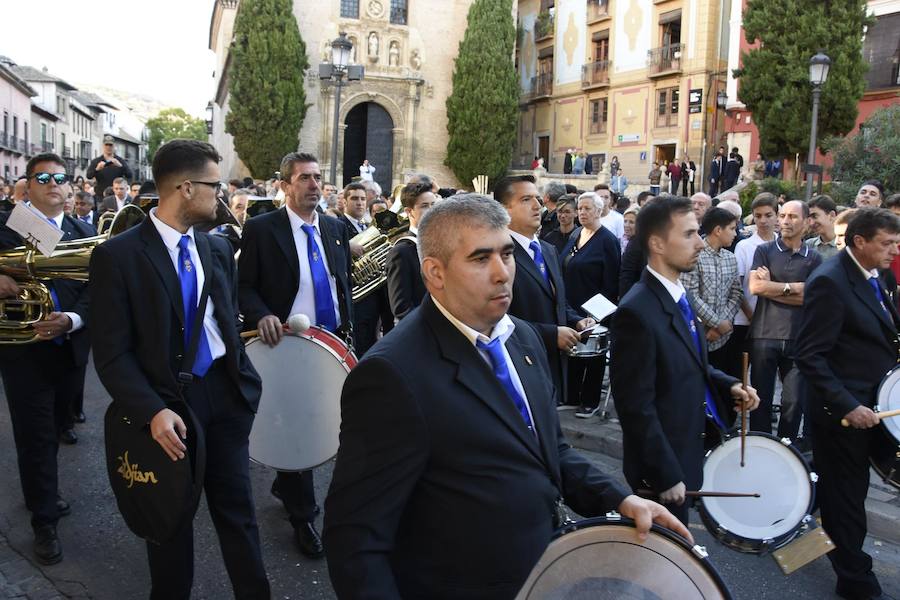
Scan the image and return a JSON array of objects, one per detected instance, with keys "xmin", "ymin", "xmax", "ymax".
[
  {"xmin": 350, "ymin": 210, "xmax": 411, "ymax": 302},
  {"xmin": 0, "ymin": 204, "xmax": 146, "ymax": 344}
]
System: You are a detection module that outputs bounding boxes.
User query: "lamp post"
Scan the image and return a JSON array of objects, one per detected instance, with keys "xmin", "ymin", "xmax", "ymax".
[
  {"xmin": 805, "ymin": 51, "xmax": 831, "ymax": 200},
  {"xmin": 715, "ymin": 89, "xmax": 728, "ymax": 148},
  {"xmin": 319, "ymin": 32, "xmax": 364, "ymax": 186},
  {"xmin": 205, "ymin": 101, "xmax": 214, "ymax": 136}
]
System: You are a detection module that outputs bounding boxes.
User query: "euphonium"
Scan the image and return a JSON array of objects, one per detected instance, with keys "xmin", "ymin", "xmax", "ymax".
[{"xmin": 350, "ymin": 211, "xmax": 411, "ymax": 302}]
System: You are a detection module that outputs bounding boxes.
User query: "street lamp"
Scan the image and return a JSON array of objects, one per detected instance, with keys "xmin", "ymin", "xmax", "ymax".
[
  {"xmin": 205, "ymin": 101, "xmax": 214, "ymax": 136},
  {"xmin": 319, "ymin": 32, "xmax": 364, "ymax": 186},
  {"xmin": 716, "ymin": 90, "xmax": 728, "ymax": 109},
  {"xmin": 804, "ymin": 50, "xmax": 831, "ymax": 200}
]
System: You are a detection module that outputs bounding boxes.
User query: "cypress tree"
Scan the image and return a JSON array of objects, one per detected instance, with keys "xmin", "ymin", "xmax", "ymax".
[
  {"xmin": 225, "ymin": 0, "xmax": 308, "ymax": 177},
  {"xmin": 734, "ymin": 0, "xmax": 871, "ymax": 160},
  {"xmin": 445, "ymin": 0, "xmax": 519, "ymax": 186}
]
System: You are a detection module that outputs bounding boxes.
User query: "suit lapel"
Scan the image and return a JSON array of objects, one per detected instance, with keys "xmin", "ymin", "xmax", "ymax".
[
  {"xmin": 140, "ymin": 218, "xmax": 185, "ymax": 327},
  {"xmin": 514, "ymin": 241, "xmax": 552, "ymax": 298},
  {"xmin": 273, "ymin": 208, "xmax": 301, "ymax": 276},
  {"xmin": 194, "ymin": 232, "xmax": 213, "ymax": 307},
  {"xmin": 643, "ymin": 270, "xmax": 703, "ymax": 367},
  {"xmin": 850, "ymin": 266, "xmax": 895, "ymax": 333}
]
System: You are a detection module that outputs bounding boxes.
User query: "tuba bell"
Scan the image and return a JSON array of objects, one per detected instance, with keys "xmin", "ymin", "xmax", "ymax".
[{"xmin": 350, "ymin": 209, "xmax": 411, "ymax": 302}]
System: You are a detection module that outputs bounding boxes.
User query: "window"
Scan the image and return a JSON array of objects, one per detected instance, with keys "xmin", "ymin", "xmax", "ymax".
[
  {"xmin": 593, "ymin": 36, "xmax": 609, "ymax": 62},
  {"xmin": 2, "ymin": 112, "xmax": 7, "ymax": 136},
  {"xmin": 390, "ymin": 0, "xmax": 407, "ymax": 24},
  {"xmin": 340, "ymin": 0, "xmax": 359, "ymax": 18},
  {"xmin": 589, "ymin": 98, "xmax": 608, "ymax": 134},
  {"xmin": 863, "ymin": 12, "xmax": 900, "ymax": 90},
  {"xmin": 40, "ymin": 123, "xmax": 47, "ymax": 143},
  {"xmin": 24, "ymin": 122, "xmax": 28, "ymax": 147},
  {"xmin": 60, "ymin": 132, "xmax": 66, "ymax": 153},
  {"xmin": 656, "ymin": 87, "xmax": 679, "ymax": 127},
  {"xmin": 12, "ymin": 116, "xmax": 17, "ymax": 137}
]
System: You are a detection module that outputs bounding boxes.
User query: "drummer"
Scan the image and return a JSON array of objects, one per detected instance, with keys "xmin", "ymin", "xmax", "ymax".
[
  {"xmin": 238, "ymin": 151, "xmax": 354, "ymax": 559},
  {"xmin": 795, "ymin": 207, "xmax": 900, "ymax": 600}
]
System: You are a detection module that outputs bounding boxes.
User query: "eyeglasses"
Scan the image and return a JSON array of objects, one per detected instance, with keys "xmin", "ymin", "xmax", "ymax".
[
  {"xmin": 29, "ymin": 172, "xmax": 70, "ymax": 185},
  {"xmin": 177, "ymin": 180, "xmax": 224, "ymax": 198}
]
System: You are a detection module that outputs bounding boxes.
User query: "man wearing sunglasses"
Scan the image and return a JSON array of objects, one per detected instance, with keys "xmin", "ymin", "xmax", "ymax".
[
  {"xmin": 0, "ymin": 153, "xmax": 94, "ymax": 565},
  {"xmin": 89, "ymin": 139, "xmax": 270, "ymax": 598},
  {"xmin": 86, "ymin": 134, "xmax": 133, "ymax": 199}
]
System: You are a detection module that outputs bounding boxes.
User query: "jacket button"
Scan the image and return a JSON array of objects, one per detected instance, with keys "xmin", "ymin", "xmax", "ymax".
[
  {"xmin": 700, "ymin": 432, "xmax": 706, "ymax": 439},
  {"xmin": 175, "ymin": 354, "xmax": 183, "ymax": 361}
]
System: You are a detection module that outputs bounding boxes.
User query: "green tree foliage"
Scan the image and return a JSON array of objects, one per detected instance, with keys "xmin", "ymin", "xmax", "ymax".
[
  {"xmin": 225, "ymin": 0, "xmax": 308, "ymax": 178},
  {"xmin": 145, "ymin": 108, "xmax": 207, "ymax": 161},
  {"xmin": 825, "ymin": 104, "xmax": 900, "ymax": 203},
  {"xmin": 734, "ymin": 0, "xmax": 871, "ymax": 159},
  {"xmin": 445, "ymin": 0, "xmax": 519, "ymax": 186}
]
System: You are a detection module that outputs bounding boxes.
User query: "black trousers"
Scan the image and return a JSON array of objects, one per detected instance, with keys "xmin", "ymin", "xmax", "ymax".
[
  {"xmin": 749, "ymin": 339, "xmax": 802, "ymax": 437},
  {"xmin": 811, "ymin": 413, "xmax": 881, "ymax": 596},
  {"xmin": 274, "ymin": 470, "xmax": 317, "ymax": 527},
  {"xmin": 147, "ymin": 360, "xmax": 269, "ymax": 600},
  {"xmin": 59, "ymin": 366, "xmax": 86, "ymax": 431},
  {"xmin": 1, "ymin": 342, "xmax": 83, "ymax": 527},
  {"xmin": 566, "ymin": 354, "xmax": 607, "ymax": 409},
  {"xmin": 352, "ymin": 288, "xmax": 393, "ymax": 357}
]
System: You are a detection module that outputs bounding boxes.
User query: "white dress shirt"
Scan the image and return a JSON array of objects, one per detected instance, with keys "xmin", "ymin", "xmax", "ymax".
[
  {"xmin": 33, "ymin": 209, "xmax": 83, "ymax": 333},
  {"xmin": 847, "ymin": 248, "xmax": 879, "ymax": 280},
  {"xmin": 432, "ymin": 298, "xmax": 537, "ymax": 434},
  {"xmin": 509, "ymin": 229, "xmax": 539, "ymax": 260},
  {"xmin": 344, "ymin": 214, "xmax": 367, "ymax": 235},
  {"xmin": 115, "ymin": 195, "xmax": 127, "ymax": 211},
  {"xmin": 286, "ymin": 207, "xmax": 342, "ymax": 328},
  {"xmin": 148, "ymin": 209, "xmax": 226, "ymax": 361},
  {"xmin": 647, "ymin": 264, "xmax": 687, "ymax": 304}
]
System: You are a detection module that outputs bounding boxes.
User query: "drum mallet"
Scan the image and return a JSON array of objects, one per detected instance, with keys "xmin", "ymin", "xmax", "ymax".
[
  {"xmin": 741, "ymin": 351, "xmax": 749, "ymax": 467},
  {"xmin": 841, "ymin": 407, "xmax": 900, "ymax": 427},
  {"xmin": 240, "ymin": 313, "xmax": 311, "ymax": 339},
  {"xmin": 637, "ymin": 489, "xmax": 760, "ymax": 499}
]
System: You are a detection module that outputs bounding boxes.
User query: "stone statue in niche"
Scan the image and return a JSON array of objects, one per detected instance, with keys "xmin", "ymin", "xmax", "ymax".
[
  {"xmin": 389, "ymin": 41, "xmax": 400, "ymax": 66},
  {"xmin": 349, "ymin": 36, "xmax": 358, "ymax": 63},
  {"xmin": 410, "ymin": 49, "xmax": 422, "ymax": 71},
  {"xmin": 368, "ymin": 32, "xmax": 379, "ymax": 61}
]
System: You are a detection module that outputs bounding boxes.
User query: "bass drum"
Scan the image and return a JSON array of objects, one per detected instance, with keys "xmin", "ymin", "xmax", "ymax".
[
  {"xmin": 698, "ymin": 432, "xmax": 816, "ymax": 553},
  {"xmin": 872, "ymin": 366, "xmax": 900, "ymax": 489},
  {"xmin": 515, "ymin": 516, "xmax": 732, "ymax": 600},
  {"xmin": 245, "ymin": 327, "xmax": 357, "ymax": 471}
]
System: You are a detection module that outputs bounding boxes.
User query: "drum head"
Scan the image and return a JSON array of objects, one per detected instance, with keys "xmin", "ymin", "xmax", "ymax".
[
  {"xmin": 701, "ymin": 433, "xmax": 812, "ymax": 545},
  {"xmin": 246, "ymin": 331, "xmax": 353, "ymax": 471},
  {"xmin": 878, "ymin": 367, "xmax": 900, "ymax": 443},
  {"xmin": 516, "ymin": 519, "xmax": 731, "ymax": 600}
]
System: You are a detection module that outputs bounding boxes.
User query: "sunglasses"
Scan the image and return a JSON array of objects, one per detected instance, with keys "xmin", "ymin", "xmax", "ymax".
[{"xmin": 30, "ymin": 172, "xmax": 71, "ymax": 185}]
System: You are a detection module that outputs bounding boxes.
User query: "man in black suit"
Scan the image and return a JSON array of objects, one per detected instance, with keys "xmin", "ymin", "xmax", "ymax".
[
  {"xmin": 338, "ymin": 182, "xmax": 391, "ymax": 355},
  {"xmin": 238, "ymin": 151, "xmax": 353, "ymax": 559},
  {"xmin": 385, "ymin": 180, "xmax": 434, "ymax": 320},
  {"xmin": 611, "ymin": 195, "xmax": 759, "ymax": 525},
  {"xmin": 795, "ymin": 208, "xmax": 900, "ymax": 600},
  {"xmin": 72, "ymin": 191, "xmax": 99, "ymax": 230},
  {"xmin": 324, "ymin": 193, "xmax": 690, "ymax": 599},
  {"xmin": 0, "ymin": 153, "xmax": 93, "ymax": 564},
  {"xmin": 98, "ymin": 177, "xmax": 133, "ymax": 214},
  {"xmin": 494, "ymin": 175, "xmax": 592, "ymax": 407},
  {"xmin": 708, "ymin": 146, "xmax": 725, "ymax": 197},
  {"xmin": 90, "ymin": 139, "xmax": 269, "ymax": 598}
]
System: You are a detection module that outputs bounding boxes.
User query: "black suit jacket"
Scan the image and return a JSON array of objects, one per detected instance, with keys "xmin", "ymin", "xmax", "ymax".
[
  {"xmin": 99, "ymin": 194, "xmax": 132, "ymax": 214},
  {"xmin": 618, "ymin": 238, "xmax": 647, "ymax": 300},
  {"xmin": 795, "ymin": 250, "xmax": 900, "ymax": 422},
  {"xmin": 0, "ymin": 212, "xmax": 93, "ymax": 366},
  {"xmin": 508, "ymin": 240, "xmax": 581, "ymax": 402},
  {"xmin": 89, "ymin": 218, "xmax": 262, "ymax": 425},
  {"xmin": 238, "ymin": 207, "xmax": 353, "ymax": 331},
  {"xmin": 385, "ymin": 236, "xmax": 426, "ymax": 320},
  {"xmin": 610, "ymin": 270, "xmax": 739, "ymax": 492},
  {"xmin": 338, "ymin": 214, "xmax": 367, "ymax": 237},
  {"xmin": 324, "ymin": 297, "xmax": 629, "ymax": 599},
  {"xmin": 709, "ymin": 157, "xmax": 723, "ymax": 183},
  {"xmin": 559, "ymin": 226, "xmax": 621, "ymax": 313}
]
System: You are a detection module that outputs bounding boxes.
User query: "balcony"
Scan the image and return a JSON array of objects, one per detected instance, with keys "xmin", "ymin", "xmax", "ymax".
[
  {"xmin": 582, "ymin": 60, "xmax": 611, "ymax": 88},
  {"xmin": 7, "ymin": 137, "xmax": 16, "ymax": 152},
  {"xmin": 531, "ymin": 73, "xmax": 553, "ymax": 99},
  {"xmin": 587, "ymin": 0, "xmax": 609, "ymax": 23},
  {"xmin": 0, "ymin": 132, "xmax": 7, "ymax": 150},
  {"xmin": 41, "ymin": 141, "xmax": 53, "ymax": 152},
  {"xmin": 62, "ymin": 147, "xmax": 72, "ymax": 158},
  {"xmin": 79, "ymin": 157, "xmax": 89, "ymax": 170},
  {"xmin": 535, "ymin": 11, "xmax": 554, "ymax": 42},
  {"xmin": 648, "ymin": 43, "xmax": 685, "ymax": 76}
]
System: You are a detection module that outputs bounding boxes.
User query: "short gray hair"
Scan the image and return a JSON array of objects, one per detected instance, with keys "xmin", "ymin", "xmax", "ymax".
[
  {"xmin": 717, "ymin": 199, "xmax": 743, "ymax": 220},
  {"xmin": 577, "ymin": 191, "xmax": 605, "ymax": 212},
  {"xmin": 362, "ymin": 179, "xmax": 382, "ymax": 197},
  {"xmin": 417, "ymin": 193, "xmax": 510, "ymax": 264},
  {"xmin": 542, "ymin": 180, "xmax": 567, "ymax": 202}
]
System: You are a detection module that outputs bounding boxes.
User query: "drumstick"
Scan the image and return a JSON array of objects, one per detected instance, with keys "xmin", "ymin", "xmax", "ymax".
[
  {"xmin": 841, "ymin": 407, "xmax": 900, "ymax": 427},
  {"xmin": 239, "ymin": 313, "xmax": 311, "ymax": 339},
  {"xmin": 741, "ymin": 352, "xmax": 749, "ymax": 467},
  {"xmin": 637, "ymin": 489, "xmax": 760, "ymax": 499}
]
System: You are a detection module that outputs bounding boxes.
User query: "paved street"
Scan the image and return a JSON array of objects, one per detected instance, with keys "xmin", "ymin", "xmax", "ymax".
[{"xmin": 0, "ymin": 360, "xmax": 898, "ymax": 599}]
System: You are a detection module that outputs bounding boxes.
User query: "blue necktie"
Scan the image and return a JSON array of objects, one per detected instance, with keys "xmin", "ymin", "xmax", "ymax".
[
  {"xmin": 79, "ymin": 215, "xmax": 90, "ymax": 224},
  {"xmin": 177, "ymin": 236, "xmax": 213, "ymax": 377},
  {"xmin": 677, "ymin": 294, "xmax": 725, "ymax": 428},
  {"xmin": 869, "ymin": 277, "xmax": 891, "ymax": 317},
  {"xmin": 476, "ymin": 337, "xmax": 534, "ymax": 432},
  {"xmin": 300, "ymin": 224, "xmax": 338, "ymax": 332},
  {"xmin": 44, "ymin": 217, "xmax": 64, "ymax": 345},
  {"xmin": 529, "ymin": 240, "xmax": 551, "ymax": 286}
]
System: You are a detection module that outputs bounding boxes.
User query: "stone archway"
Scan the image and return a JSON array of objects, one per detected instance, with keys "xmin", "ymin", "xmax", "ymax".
[{"xmin": 341, "ymin": 101, "xmax": 395, "ymax": 193}]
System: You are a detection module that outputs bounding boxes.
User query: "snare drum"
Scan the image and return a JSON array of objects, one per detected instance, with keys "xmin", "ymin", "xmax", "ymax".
[
  {"xmin": 245, "ymin": 327, "xmax": 357, "ymax": 472},
  {"xmin": 569, "ymin": 326, "xmax": 609, "ymax": 358},
  {"xmin": 871, "ymin": 367, "xmax": 900, "ymax": 489},
  {"xmin": 516, "ymin": 516, "xmax": 732, "ymax": 599},
  {"xmin": 698, "ymin": 432, "xmax": 816, "ymax": 554}
]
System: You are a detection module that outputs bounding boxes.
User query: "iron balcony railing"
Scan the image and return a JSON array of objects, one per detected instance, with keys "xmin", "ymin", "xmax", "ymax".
[
  {"xmin": 582, "ymin": 60, "xmax": 611, "ymax": 88},
  {"xmin": 648, "ymin": 43, "xmax": 685, "ymax": 75}
]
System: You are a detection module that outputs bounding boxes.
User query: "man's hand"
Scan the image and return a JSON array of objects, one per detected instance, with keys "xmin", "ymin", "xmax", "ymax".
[
  {"xmin": 752, "ymin": 266, "xmax": 771, "ymax": 282},
  {"xmin": 109, "ymin": 158, "xmax": 122, "ymax": 167},
  {"xmin": 618, "ymin": 494, "xmax": 693, "ymax": 544},
  {"xmin": 659, "ymin": 481, "xmax": 686, "ymax": 506},
  {"xmin": 716, "ymin": 320, "xmax": 733, "ymax": 335},
  {"xmin": 705, "ymin": 329, "xmax": 721, "ymax": 342},
  {"xmin": 575, "ymin": 317, "xmax": 595, "ymax": 331},
  {"xmin": 843, "ymin": 405, "xmax": 880, "ymax": 429},
  {"xmin": 95, "ymin": 160, "xmax": 106, "ymax": 171},
  {"xmin": 35, "ymin": 312, "xmax": 72, "ymax": 341},
  {"xmin": 557, "ymin": 326, "xmax": 580, "ymax": 351},
  {"xmin": 349, "ymin": 241, "xmax": 365, "ymax": 258},
  {"xmin": 0, "ymin": 274, "xmax": 20, "ymax": 299},
  {"xmin": 257, "ymin": 315, "xmax": 284, "ymax": 347},
  {"xmin": 150, "ymin": 408, "xmax": 187, "ymax": 461},
  {"xmin": 730, "ymin": 382, "xmax": 760, "ymax": 412}
]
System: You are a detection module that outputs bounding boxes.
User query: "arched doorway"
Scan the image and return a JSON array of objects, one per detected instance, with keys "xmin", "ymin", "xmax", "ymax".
[{"xmin": 342, "ymin": 102, "xmax": 393, "ymax": 194}]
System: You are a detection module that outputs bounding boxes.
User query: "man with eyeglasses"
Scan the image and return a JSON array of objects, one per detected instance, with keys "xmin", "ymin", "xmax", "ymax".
[
  {"xmin": 238, "ymin": 151, "xmax": 353, "ymax": 559},
  {"xmin": 86, "ymin": 134, "xmax": 133, "ymax": 199},
  {"xmin": 0, "ymin": 153, "xmax": 94, "ymax": 565}
]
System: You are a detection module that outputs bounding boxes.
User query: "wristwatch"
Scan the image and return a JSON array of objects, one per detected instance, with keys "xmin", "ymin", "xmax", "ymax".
[{"xmin": 782, "ymin": 283, "xmax": 792, "ymax": 296}]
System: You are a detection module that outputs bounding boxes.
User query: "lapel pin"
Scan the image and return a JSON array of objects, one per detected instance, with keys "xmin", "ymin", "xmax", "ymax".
[
  {"xmin": 525, "ymin": 355, "xmax": 533, "ymax": 365},
  {"xmin": 336, "ymin": 240, "xmax": 341, "ymax": 245}
]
